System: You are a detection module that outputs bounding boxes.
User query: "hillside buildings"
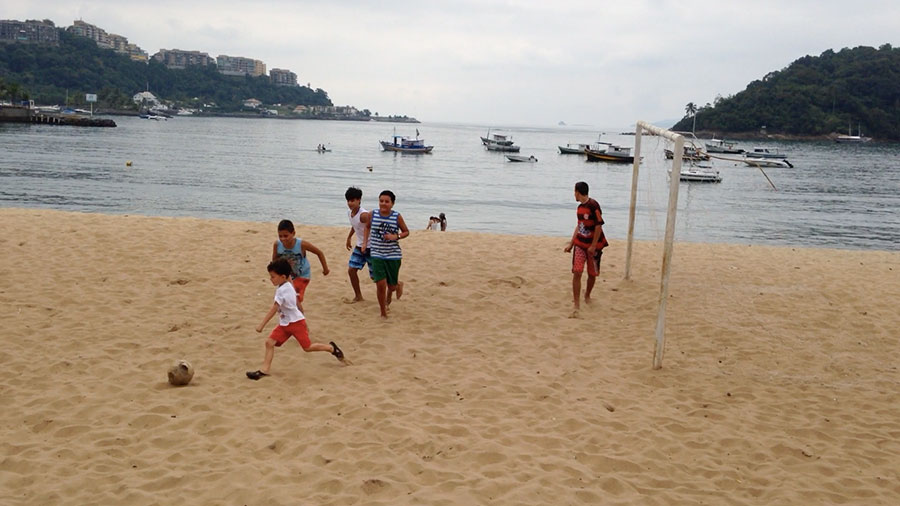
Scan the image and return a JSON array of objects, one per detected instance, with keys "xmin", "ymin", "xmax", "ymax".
[
  {"xmin": 0, "ymin": 19, "xmax": 59, "ymax": 45},
  {"xmin": 152, "ymin": 49, "xmax": 214, "ymax": 69},
  {"xmin": 270, "ymin": 68, "xmax": 298, "ymax": 87},
  {"xmin": 67, "ymin": 20, "xmax": 148, "ymax": 62},
  {"xmin": 217, "ymin": 55, "xmax": 266, "ymax": 77}
]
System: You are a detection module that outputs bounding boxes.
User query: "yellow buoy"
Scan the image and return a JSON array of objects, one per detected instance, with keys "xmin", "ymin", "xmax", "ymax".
[{"xmin": 126, "ymin": 161, "xmax": 132, "ymax": 167}]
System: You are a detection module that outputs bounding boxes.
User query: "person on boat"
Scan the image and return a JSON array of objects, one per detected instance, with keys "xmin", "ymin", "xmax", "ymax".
[{"xmin": 563, "ymin": 181, "xmax": 608, "ymax": 318}]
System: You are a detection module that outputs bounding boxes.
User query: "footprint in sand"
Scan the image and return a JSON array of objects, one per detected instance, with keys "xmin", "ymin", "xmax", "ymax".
[{"xmin": 487, "ymin": 276, "xmax": 526, "ymax": 289}]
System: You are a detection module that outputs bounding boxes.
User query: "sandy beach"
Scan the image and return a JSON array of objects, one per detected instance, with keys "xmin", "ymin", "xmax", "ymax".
[{"xmin": 1, "ymin": 208, "xmax": 898, "ymax": 505}]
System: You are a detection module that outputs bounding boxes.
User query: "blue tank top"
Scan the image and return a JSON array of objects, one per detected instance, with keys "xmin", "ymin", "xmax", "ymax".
[
  {"xmin": 277, "ymin": 239, "xmax": 311, "ymax": 278},
  {"xmin": 369, "ymin": 210, "xmax": 402, "ymax": 260}
]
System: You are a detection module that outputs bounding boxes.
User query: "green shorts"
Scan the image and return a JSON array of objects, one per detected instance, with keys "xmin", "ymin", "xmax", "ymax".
[{"xmin": 370, "ymin": 258, "xmax": 401, "ymax": 285}]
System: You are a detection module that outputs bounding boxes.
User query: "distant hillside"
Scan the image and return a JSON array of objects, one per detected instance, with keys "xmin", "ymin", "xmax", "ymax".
[
  {"xmin": 673, "ymin": 44, "xmax": 900, "ymax": 140},
  {"xmin": 0, "ymin": 30, "xmax": 332, "ymax": 111}
]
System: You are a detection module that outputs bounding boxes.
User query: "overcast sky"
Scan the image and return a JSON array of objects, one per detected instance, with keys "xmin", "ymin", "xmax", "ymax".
[{"xmin": 4, "ymin": 1, "xmax": 897, "ymax": 127}]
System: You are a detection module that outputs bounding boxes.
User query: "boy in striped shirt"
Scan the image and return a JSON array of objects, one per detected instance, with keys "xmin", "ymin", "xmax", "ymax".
[{"xmin": 363, "ymin": 190, "xmax": 409, "ymax": 318}]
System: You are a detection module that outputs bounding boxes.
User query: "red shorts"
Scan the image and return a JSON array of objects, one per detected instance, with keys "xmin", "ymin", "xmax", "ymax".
[
  {"xmin": 572, "ymin": 246, "xmax": 602, "ymax": 276},
  {"xmin": 269, "ymin": 319, "xmax": 311, "ymax": 349},
  {"xmin": 292, "ymin": 277, "xmax": 310, "ymax": 303}
]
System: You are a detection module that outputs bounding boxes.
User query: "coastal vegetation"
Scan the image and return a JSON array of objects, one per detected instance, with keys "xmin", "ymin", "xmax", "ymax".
[
  {"xmin": 673, "ymin": 44, "xmax": 900, "ymax": 140},
  {"xmin": 0, "ymin": 30, "xmax": 332, "ymax": 112}
]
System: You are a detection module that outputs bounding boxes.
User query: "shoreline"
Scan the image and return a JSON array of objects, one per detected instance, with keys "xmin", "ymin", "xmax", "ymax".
[
  {"xmin": 3, "ymin": 206, "xmax": 894, "ymax": 253},
  {"xmin": 3, "ymin": 209, "xmax": 899, "ymax": 504}
]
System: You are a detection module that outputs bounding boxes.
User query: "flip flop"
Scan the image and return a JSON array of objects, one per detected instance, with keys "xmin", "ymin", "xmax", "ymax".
[
  {"xmin": 330, "ymin": 341, "xmax": 344, "ymax": 361},
  {"xmin": 246, "ymin": 370, "xmax": 269, "ymax": 380}
]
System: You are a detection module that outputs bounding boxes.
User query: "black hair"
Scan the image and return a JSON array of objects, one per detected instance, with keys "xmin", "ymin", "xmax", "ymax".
[
  {"xmin": 379, "ymin": 190, "xmax": 396, "ymax": 203},
  {"xmin": 277, "ymin": 219, "xmax": 295, "ymax": 233},
  {"xmin": 574, "ymin": 181, "xmax": 589, "ymax": 195},
  {"xmin": 267, "ymin": 258, "xmax": 293, "ymax": 277},
  {"xmin": 345, "ymin": 187, "xmax": 362, "ymax": 201}
]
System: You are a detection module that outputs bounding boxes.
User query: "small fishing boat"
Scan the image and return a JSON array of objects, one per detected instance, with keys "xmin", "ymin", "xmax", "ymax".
[
  {"xmin": 835, "ymin": 123, "xmax": 872, "ymax": 143},
  {"xmin": 585, "ymin": 144, "xmax": 635, "ymax": 163},
  {"xmin": 665, "ymin": 146, "xmax": 710, "ymax": 161},
  {"xmin": 481, "ymin": 130, "xmax": 515, "ymax": 146},
  {"xmin": 506, "ymin": 155, "xmax": 537, "ymax": 162},
  {"xmin": 380, "ymin": 134, "xmax": 434, "ymax": 154},
  {"xmin": 558, "ymin": 143, "xmax": 591, "ymax": 154},
  {"xmin": 742, "ymin": 158, "xmax": 793, "ymax": 168},
  {"xmin": 705, "ymin": 137, "xmax": 744, "ymax": 154},
  {"xmin": 486, "ymin": 142, "xmax": 520, "ymax": 152}
]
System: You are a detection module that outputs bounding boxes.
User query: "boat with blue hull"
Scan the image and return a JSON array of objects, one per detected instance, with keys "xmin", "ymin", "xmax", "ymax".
[{"xmin": 380, "ymin": 134, "xmax": 434, "ymax": 154}]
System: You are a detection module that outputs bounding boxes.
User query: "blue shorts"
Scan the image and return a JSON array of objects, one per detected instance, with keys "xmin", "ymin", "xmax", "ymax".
[{"xmin": 349, "ymin": 247, "xmax": 372, "ymax": 274}]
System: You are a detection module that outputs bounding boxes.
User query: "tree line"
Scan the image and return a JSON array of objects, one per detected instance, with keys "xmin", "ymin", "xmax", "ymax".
[
  {"xmin": 673, "ymin": 44, "xmax": 900, "ymax": 140},
  {"xmin": 0, "ymin": 30, "xmax": 332, "ymax": 111}
]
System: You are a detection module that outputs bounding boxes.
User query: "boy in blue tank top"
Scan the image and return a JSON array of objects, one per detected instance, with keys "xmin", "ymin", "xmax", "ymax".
[
  {"xmin": 273, "ymin": 219, "xmax": 329, "ymax": 312},
  {"xmin": 363, "ymin": 190, "xmax": 409, "ymax": 318}
]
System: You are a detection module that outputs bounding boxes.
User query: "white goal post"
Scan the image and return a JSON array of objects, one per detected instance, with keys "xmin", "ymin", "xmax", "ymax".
[{"xmin": 625, "ymin": 121, "xmax": 685, "ymax": 369}]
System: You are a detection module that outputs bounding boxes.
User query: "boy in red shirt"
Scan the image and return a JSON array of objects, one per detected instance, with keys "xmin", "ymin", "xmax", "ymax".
[{"xmin": 563, "ymin": 181, "xmax": 609, "ymax": 316}]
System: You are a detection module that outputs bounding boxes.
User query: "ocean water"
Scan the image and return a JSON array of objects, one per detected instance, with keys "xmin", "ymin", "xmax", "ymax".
[{"xmin": 1, "ymin": 116, "xmax": 898, "ymax": 250}]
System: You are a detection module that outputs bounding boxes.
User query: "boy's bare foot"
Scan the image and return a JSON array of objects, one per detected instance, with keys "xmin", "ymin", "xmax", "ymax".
[
  {"xmin": 342, "ymin": 297, "xmax": 364, "ymax": 304},
  {"xmin": 568, "ymin": 309, "xmax": 580, "ymax": 319},
  {"xmin": 396, "ymin": 281, "xmax": 404, "ymax": 299},
  {"xmin": 584, "ymin": 296, "xmax": 592, "ymax": 304}
]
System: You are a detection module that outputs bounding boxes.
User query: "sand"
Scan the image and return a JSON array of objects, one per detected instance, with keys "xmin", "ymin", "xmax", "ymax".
[{"xmin": 1, "ymin": 208, "xmax": 898, "ymax": 505}]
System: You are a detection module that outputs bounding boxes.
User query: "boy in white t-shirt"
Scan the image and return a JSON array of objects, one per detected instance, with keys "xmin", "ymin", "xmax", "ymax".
[
  {"xmin": 344, "ymin": 187, "xmax": 371, "ymax": 302},
  {"xmin": 246, "ymin": 259, "xmax": 346, "ymax": 380}
]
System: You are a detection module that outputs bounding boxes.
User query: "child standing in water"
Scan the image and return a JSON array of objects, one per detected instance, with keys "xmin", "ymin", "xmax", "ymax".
[
  {"xmin": 273, "ymin": 219, "xmax": 329, "ymax": 311},
  {"xmin": 246, "ymin": 259, "xmax": 345, "ymax": 380},
  {"xmin": 364, "ymin": 190, "xmax": 409, "ymax": 318}
]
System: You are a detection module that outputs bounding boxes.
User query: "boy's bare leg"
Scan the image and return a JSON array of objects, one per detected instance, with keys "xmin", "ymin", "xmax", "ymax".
[
  {"xmin": 376, "ymin": 279, "xmax": 389, "ymax": 317},
  {"xmin": 585, "ymin": 275, "xmax": 596, "ymax": 304},
  {"xmin": 303, "ymin": 342, "xmax": 349, "ymax": 364},
  {"xmin": 572, "ymin": 272, "xmax": 582, "ymax": 310},
  {"xmin": 260, "ymin": 338, "xmax": 276, "ymax": 374},
  {"xmin": 396, "ymin": 281, "xmax": 404, "ymax": 299},
  {"xmin": 348, "ymin": 267, "xmax": 364, "ymax": 301}
]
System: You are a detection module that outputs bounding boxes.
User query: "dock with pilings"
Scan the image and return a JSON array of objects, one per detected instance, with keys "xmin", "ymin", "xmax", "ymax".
[{"xmin": 0, "ymin": 105, "xmax": 116, "ymax": 127}]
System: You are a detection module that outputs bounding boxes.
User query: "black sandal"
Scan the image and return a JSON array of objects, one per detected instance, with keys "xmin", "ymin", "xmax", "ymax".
[
  {"xmin": 246, "ymin": 370, "xmax": 268, "ymax": 380},
  {"xmin": 330, "ymin": 341, "xmax": 344, "ymax": 361}
]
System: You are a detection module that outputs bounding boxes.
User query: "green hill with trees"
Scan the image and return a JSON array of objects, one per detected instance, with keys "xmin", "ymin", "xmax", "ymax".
[
  {"xmin": 0, "ymin": 29, "xmax": 332, "ymax": 111},
  {"xmin": 673, "ymin": 44, "xmax": 900, "ymax": 140}
]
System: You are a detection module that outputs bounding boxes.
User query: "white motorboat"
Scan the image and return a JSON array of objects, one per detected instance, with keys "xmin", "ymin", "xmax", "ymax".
[
  {"xmin": 742, "ymin": 158, "xmax": 793, "ymax": 168},
  {"xmin": 745, "ymin": 147, "xmax": 787, "ymax": 159},
  {"xmin": 506, "ymin": 154, "xmax": 537, "ymax": 162},
  {"xmin": 669, "ymin": 164, "xmax": 722, "ymax": 182},
  {"xmin": 558, "ymin": 143, "xmax": 591, "ymax": 154}
]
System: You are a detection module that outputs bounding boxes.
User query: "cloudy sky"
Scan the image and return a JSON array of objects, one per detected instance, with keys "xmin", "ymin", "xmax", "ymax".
[{"xmin": 4, "ymin": 1, "xmax": 897, "ymax": 127}]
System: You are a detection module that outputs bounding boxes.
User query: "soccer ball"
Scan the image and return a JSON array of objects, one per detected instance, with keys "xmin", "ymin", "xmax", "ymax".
[{"xmin": 167, "ymin": 359, "xmax": 194, "ymax": 386}]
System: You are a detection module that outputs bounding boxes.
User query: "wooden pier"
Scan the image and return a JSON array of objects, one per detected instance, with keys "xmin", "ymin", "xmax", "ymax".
[{"xmin": 0, "ymin": 105, "xmax": 116, "ymax": 127}]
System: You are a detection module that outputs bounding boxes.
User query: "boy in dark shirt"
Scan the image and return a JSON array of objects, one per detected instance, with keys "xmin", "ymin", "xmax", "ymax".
[{"xmin": 563, "ymin": 181, "xmax": 609, "ymax": 316}]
